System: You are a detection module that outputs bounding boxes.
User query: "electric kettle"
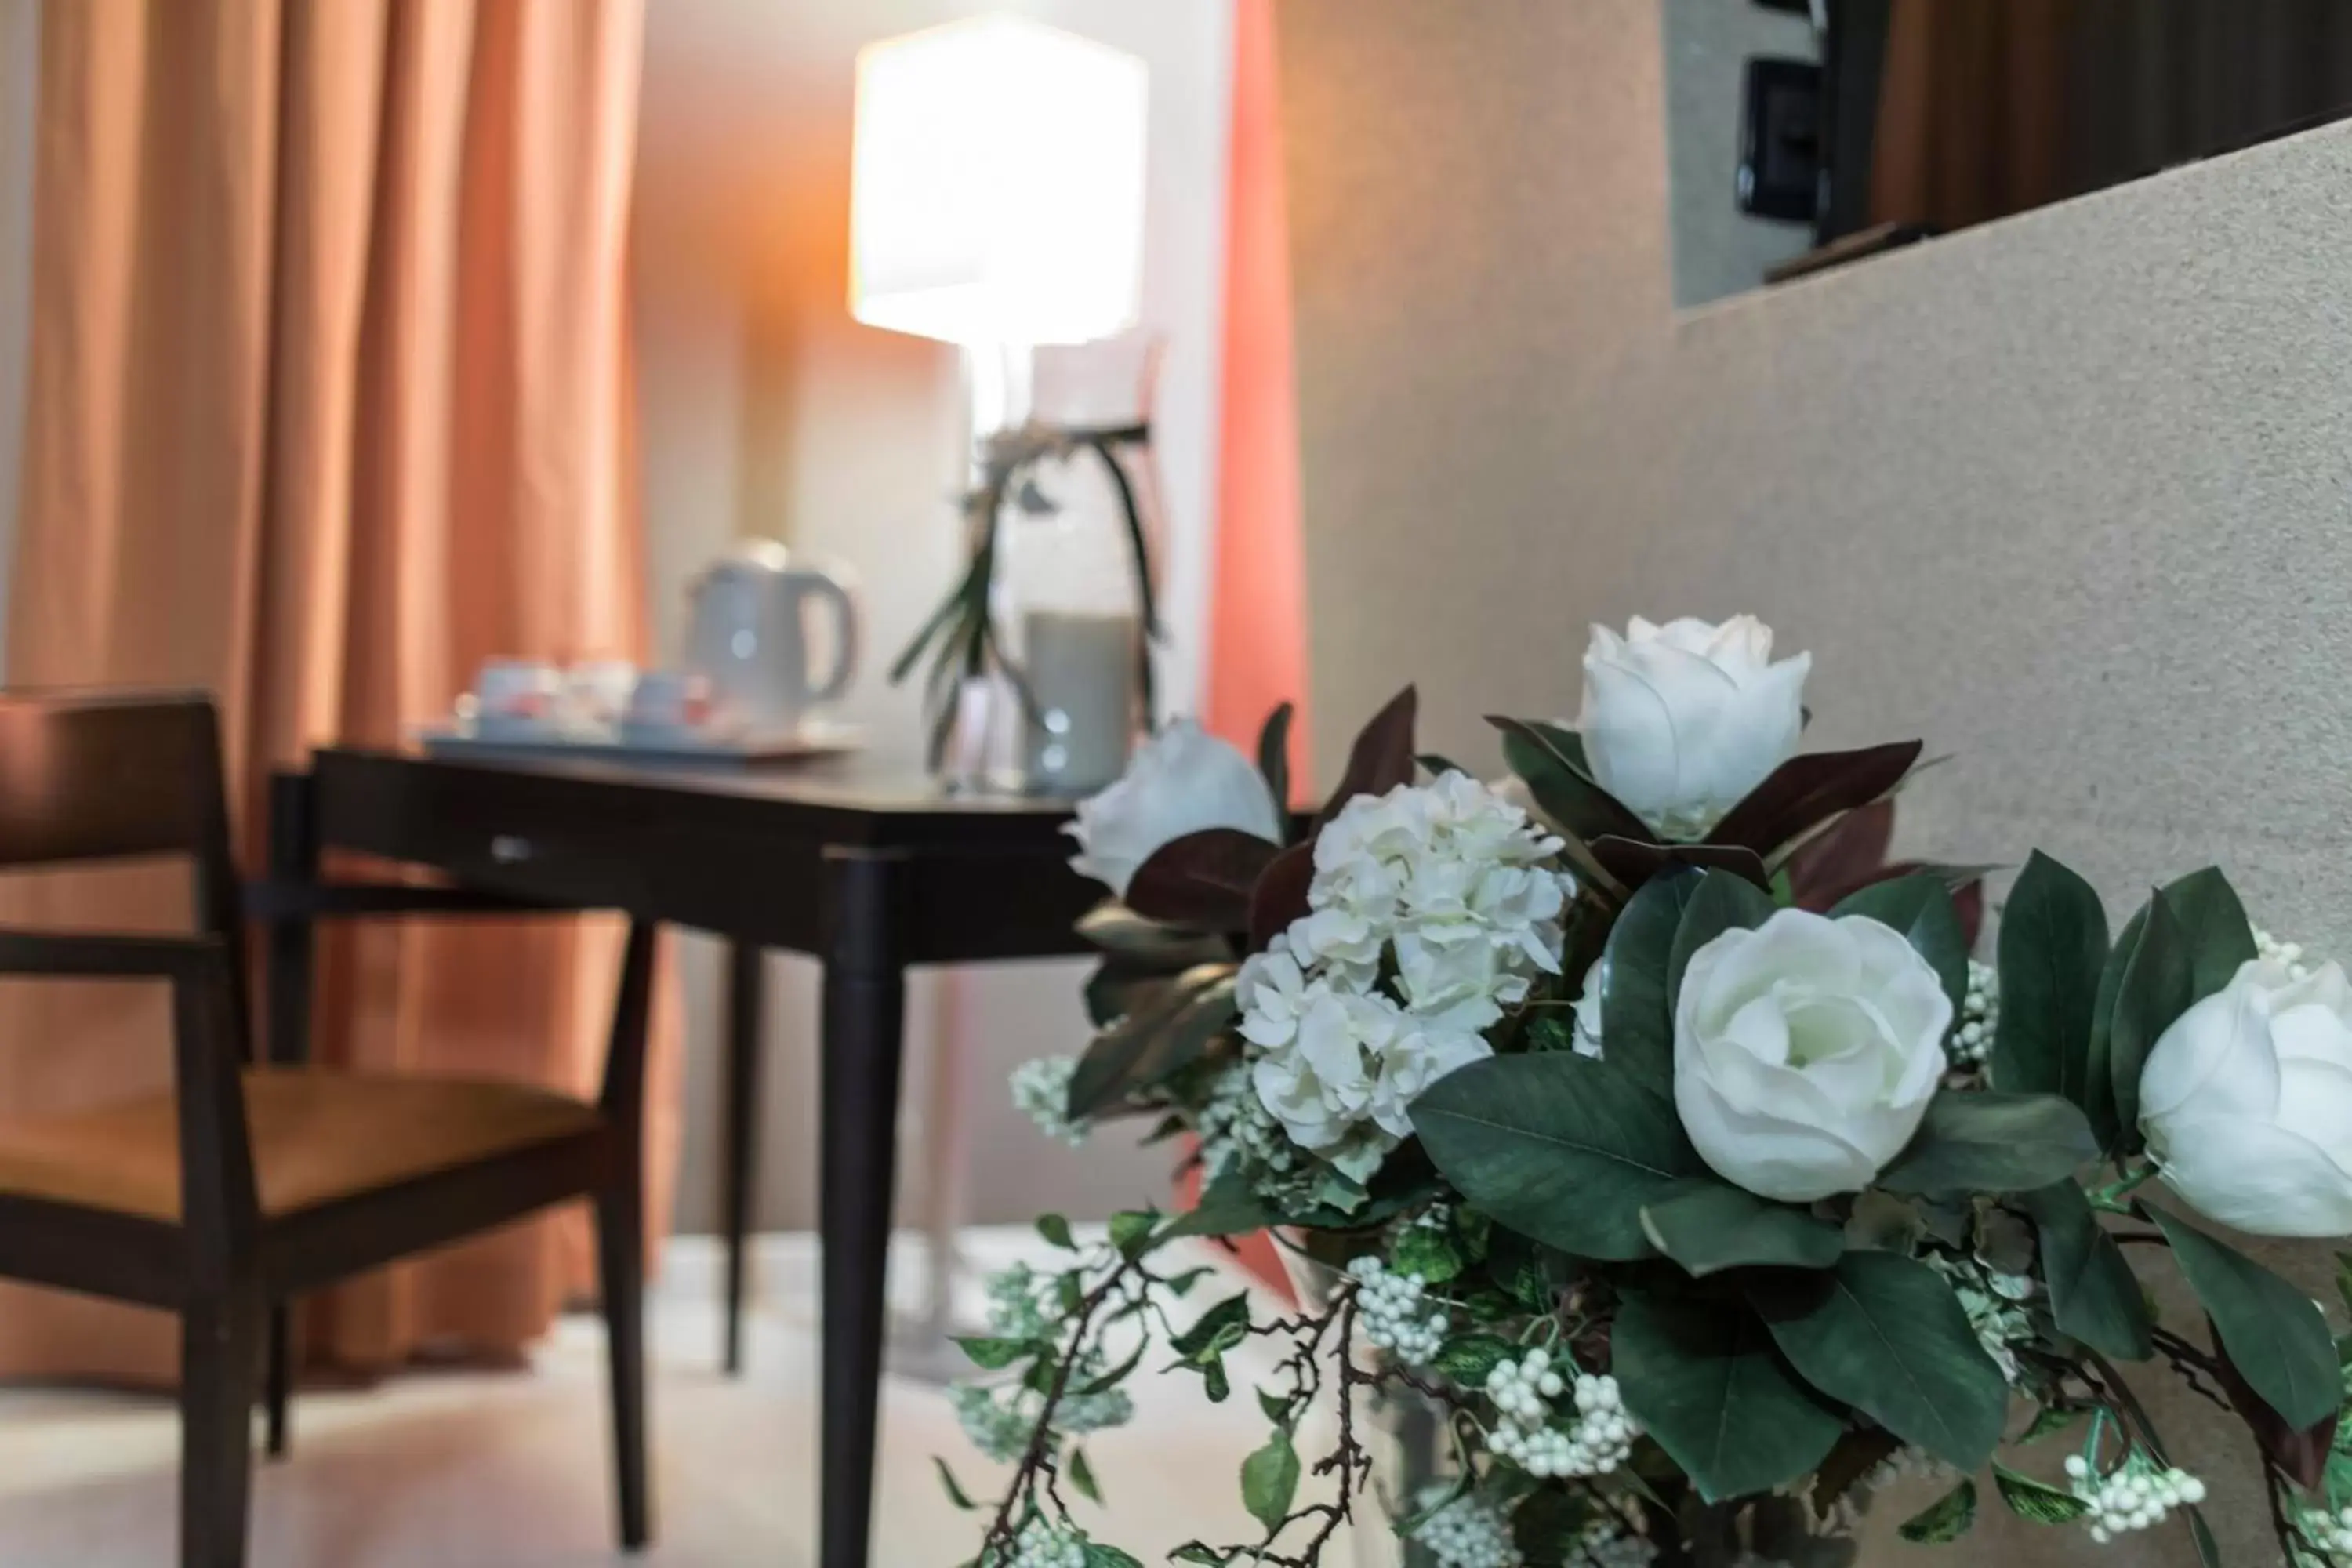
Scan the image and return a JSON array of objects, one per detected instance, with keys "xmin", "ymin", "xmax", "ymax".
[{"xmin": 684, "ymin": 539, "xmax": 861, "ymax": 732}]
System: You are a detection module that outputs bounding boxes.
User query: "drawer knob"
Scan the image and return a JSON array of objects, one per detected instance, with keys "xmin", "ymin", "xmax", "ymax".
[{"xmin": 489, "ymin": 834, "xmax": 533, "ymax": 865}]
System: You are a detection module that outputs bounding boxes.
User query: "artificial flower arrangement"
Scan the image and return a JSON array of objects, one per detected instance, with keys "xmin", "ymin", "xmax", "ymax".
[{"xmin": 950, "ymin": 615, "xmax": 2352, "ymax": 1568}]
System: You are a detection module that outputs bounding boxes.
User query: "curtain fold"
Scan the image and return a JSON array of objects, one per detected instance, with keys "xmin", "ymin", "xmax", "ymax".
[{"xmin": 0, "ymin": 0, "xmax": 676, "ymax": 1385}]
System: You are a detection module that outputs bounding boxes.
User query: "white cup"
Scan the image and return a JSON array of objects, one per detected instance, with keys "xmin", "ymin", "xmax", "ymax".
[
  {"xmin": 564, "ymin": 659, "xmax": 640, "ymax": 728},
  {"xmin": 474, "ymin": 659, "xmax": 563, "ymax": 722},
  {"xmin": 626, "ymin": 670, "xmax": 716, "ymax": 731}
]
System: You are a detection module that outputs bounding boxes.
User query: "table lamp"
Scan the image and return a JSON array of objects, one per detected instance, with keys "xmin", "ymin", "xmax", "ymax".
[
  {"xmin": 848, "ymin": 13, "xmax": 1150, "ymax": 1374},
  {"xmin": 852, "ymin": 16, "xmax": 1153, "ymax": 791}
]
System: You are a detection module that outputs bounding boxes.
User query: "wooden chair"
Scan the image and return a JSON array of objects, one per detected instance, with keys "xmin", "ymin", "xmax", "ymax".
[{"xmin": 0, "ymin": 692, "xmax": 654, "ymax": 1567}]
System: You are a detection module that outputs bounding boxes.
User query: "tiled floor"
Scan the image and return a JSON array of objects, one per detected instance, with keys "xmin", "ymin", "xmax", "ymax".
[{"xmin": 0, "ymin": 1229, "xmax": 1335, "ymax": 1567}]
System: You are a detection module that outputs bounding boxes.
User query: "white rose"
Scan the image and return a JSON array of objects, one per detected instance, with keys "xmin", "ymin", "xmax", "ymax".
[
  {"xmin": 1577, "ymin": 615, "xmax": 1811, "ymax": 840},
  {"xmin": 1065, "ymin": 718, "xmax": 1283, "ymax": 897},
  {"xmin": 2140, "ymin": 957, "xmax": 2352, "ymax": 1237},
  {"xmin": 1673, "ymin": 908, "xmax": 1951, "ymax": 1203}
]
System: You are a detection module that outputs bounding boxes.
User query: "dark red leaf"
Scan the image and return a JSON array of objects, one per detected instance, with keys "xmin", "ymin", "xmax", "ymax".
[
  {"xmin": 1706, "ymin": 741, "xmax": 1926, "ymax": 856},
  {"xmin": 1124, "ymin": 828, "xmax": 1281, "ymax": 933},
  {"xmin": 2212, "ymin": 1319, "xmax": 2336, "ymax": 1490},
  {"xmin": 1248, "ymin": 841, "xmax": 1315, "ymax": 953},
  {"xmin": 1782, "ymin": 800, "xmax": 1896, "ymax": 908},
  {"xmin": 1952, "ymin": 877, "xmax": 1984, "ymax": 949},
  {"xmin": 1316, "ymin": 686, "xmax": 1417, "ymax": 827},
  {"xmin": 1589, "ymin": 836, "xmax": 1771, "ymax": 893}
]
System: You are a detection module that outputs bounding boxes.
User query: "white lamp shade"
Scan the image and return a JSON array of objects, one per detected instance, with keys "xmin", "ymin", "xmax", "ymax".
[{"xmin": 850, "ymin": 16, "xmax": 1148, "ymax": 347}]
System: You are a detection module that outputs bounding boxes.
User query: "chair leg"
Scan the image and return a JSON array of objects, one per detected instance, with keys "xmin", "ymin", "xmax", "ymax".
[
  {"xmin": 182, "ymin": 1294, "xmax": 263, "ymax": 1568},
  {"xmin": 262, "ymin": 1304, "xmax": 292, "ymax": 1458},
  {"xmin": 595, "ymin": 1171, "xmax": 652, "ymax": 1552}
]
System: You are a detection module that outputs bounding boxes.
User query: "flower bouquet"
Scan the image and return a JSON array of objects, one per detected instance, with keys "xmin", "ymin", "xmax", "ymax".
[{"xmin": 951, "ymin": 616, "xmax": 2352, "ymax": 1568}]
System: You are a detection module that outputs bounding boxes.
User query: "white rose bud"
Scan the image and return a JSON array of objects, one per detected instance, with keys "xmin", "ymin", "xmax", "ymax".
[
  {"xmin": 2140, "ymin": 957, "xmax": 2352, "ymax": 1237},
  {"xmin": 1577, "ymin": 615, "xmax": 1810, "ymax": 840},
  {"xmin": 1673, "ymin": 908, "xmax": 1951, "ymax": 1203},
  {"xmin": 1065, "ymin": 718, "xmax": 1283, "ymax": 898}
]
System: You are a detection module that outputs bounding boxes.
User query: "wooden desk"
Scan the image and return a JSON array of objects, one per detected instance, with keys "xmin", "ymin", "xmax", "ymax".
[{"xmin": 267, "ymin": 748, "xmax": 1098, "ymax": 1568}]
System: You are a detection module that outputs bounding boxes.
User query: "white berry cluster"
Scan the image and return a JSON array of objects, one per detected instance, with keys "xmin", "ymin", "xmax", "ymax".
[
  {"xmin": 2065, "ymin": 1452, "xmax": 2207, "ymax": 1544},
  {"xmin": 950, "ymin": 1382, "xmax": 1031, "ymax": 1463},
  {"xmin": 2256, "ymin": 927, "xmax": 2316, "ymax": 982},
  {"xmin": 1414, "ymin": 1491, "xmax": 1524, "ymax": 1568},
  {"xmin": 1572, "ymin": 1519, "xmax": 1659, "ymax": 1568},
  {"xmin": 1002, "ymin": 1518, "xmax": 1087, "ymax": 1568},
  {"xmin": 1009, "ymin": 1056, "xmax": 1091, "ymax": 1148},
  {"xmin": 1347, "ymin": 1254, "xmax": 1447, "ymax": 1365},
  {"xmin": 982, "ymin": 1262, "xmax": 1064, "ymax": 1341},
  {"xmin": 1951, "ymin": 958, "xmax": 1998, "ymax": 1066},
  {"xmin": 2296, "ymin": 1501, "xmax": 2352, "ymax": 1563},
  {"xmin": 1483, "ymin": 1348, "xmax": 1635, "ymax": 1478}
]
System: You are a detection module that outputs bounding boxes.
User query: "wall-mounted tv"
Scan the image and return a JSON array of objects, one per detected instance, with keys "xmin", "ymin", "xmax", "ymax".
[{"xmin": 1769, "ymin": 0, "xmax": 2352, "ymax": 274}]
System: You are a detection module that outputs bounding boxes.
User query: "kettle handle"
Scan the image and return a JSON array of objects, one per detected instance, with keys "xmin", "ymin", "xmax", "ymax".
[{"xmin": 786, "ymin": 569, "xmax": 860, "ymax": 706}]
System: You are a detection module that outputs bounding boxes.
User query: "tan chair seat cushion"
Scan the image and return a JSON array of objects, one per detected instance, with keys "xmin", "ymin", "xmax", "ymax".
[{"xmin": 0, "ymin": 1068, "xmax": 604, "ymax": 1223}]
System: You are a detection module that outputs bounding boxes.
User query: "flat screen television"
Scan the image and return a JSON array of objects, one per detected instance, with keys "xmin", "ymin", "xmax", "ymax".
[{"xmin": 1796, "ymin": 0, "xmax": 2352, "ymax": 260}]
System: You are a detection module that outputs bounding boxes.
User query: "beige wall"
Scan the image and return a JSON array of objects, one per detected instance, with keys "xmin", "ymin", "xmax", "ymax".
[
  {"xmin": 1279, "ymin": 1, "xmax": 2352, "ymax": 1561},
  {"xmin": 632, "ymin": 0, "xmax": 1235, "ymax": 1233}
]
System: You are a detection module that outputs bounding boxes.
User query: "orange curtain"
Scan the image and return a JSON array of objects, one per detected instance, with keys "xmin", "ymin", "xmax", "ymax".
[
  {"xmin": 1200, "ymin": 0, "xmax": 1307, "ymax": 1303},
  {"xmin": 0, "ymin": 0, "xmax": 677, "ymax": 1384}
]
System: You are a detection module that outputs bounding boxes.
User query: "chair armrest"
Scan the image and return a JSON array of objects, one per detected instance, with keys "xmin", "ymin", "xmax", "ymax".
[
  {"xmin": 242, "ymin": 880, "xmax": 579, "ymax": 923},
  {"xmin": 0, "ymin": 929, "xmax": 224, "ymax": 980}
]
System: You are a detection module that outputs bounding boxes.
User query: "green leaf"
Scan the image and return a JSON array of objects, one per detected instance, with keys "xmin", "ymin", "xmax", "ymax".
[
  {"xmin": 1410, "ymin": 1052, "xmax": 1705, "ymax": 1261},
  {"xmin": 1256, "ymin": 702, "xmax": 1294, "ymax": 824},
  {"xmin": 1831, "ymin": 872, "xmax": 1969, "ymax": 1015},
  {"xmin": 1391, "ymin": 1223, "xmax": 1466, "ymax": 1285},
  {"xmin": 1416, "ymin": 752, "xmax": 1466, "ymax": 779},
  {"xmin": 2103, "ymin": 891, "xmax": 2194, "ymax": 1155},
  {"xmin": 2156, "ymin": 866, "xmax": 2257, "ymax": 1003},
  {"xmin": 2015, "ymin": 1181, "xmax": 2153, "ymax": 1360},
  {"xmin": 2187, "ymin": 1508, "xmax": 2223, "ymax": 1568},
  {"xmin": 1163, "ymin": 1171, "xmax": 1275, "ymax": 1239},
  {"xmin": 1898, "ymin": 1479, "xmax": 1978, "ymax": 1544},
  {"xmin": 934, "ymin": 1456, "xmax": 978, "ymax": 1510},
  {"xmin": 1751, "ymin": 1251, "xmax": 2009, "ymax": 1472},
  {"xmin": 1171, "ymin": 1292, "xmax": 1254, "ymax": 1362},
  {"xmin": 1108, "ymin": 1209, "xmax": 1162, "ymax": 1259},
  {"xmin": 1168, "ymin": 1548, "xmax": 1225, "ymax": 1566},
  {"xmin": 1992, "ymin": 851, "xmax": 2108, "ymax": 1108},
  {"xmin": 1255, "ymin": 1387, "xmax": 1292, "ymax": 1428},
  {"xmin": 1068, "ymin": 1445, "xmax": 1103, "ymax": 1504},
  {"xmin": 1875, "ymin": 1091, "xmax": 2100, "ymax": 1196},
  {"xmin": 2337, "ymin": 1250, "xmax": 2352, "ymax": 1321},
  {"xmin": 1668, "ymin": 869, "xmax": 1777, "ymax": 1014},
  {"xmin": 1083, "ymin": 1548, "xmax": 1145, "ymax": 1568},
  {"xmin": 1638, "ymin": 1179, "xmax": 1845, "ymax": 1277},
  {"xmin": 1161, "ymin": 1265, "xmax": 1214, "ymax": 1298},
  {"xmin": 1613, "ymin": 1294, "xmax": 1845, "ymax": 1502},
  {"xmin": 2018, "ymin": 1404, "xmax": 2086, "ymax": 1444},
  {"xmin": 1240, "ymin": 1429, "xmax": 1301, "ymax": 1531},
  {"xmin": 1076, "ymin": 902, "xmax": 1234, "ymax": 967},
  {"xmin": 1072, "ymin": 1334, "xmax": 1151, "ymax": 1398},
  {"xmin": 1491, "ymin": 716, "xmax": 1653, "ymax": 847},
  {"xmin": 1203, "ymin": 1358, "xmax": 1230, "ymax": 1402},
  {"xmin": 1522, "ymin": 719, "xmax": 1590, "ymax": 776},
  {"xmin": 1598, "ymin": 867, "xmax": 1705, "ymax": 1092},
  {"xmin": 1991, "ymin": 1463, "xmax": 2092, "ymax": 1525},
  {"xmin": 1036, "ymin": 1214, "xmax": 1076, "ymax": 1250},
  {"xmin": 1069, "ymin": 964, "xmax": 1237, "ymax": 1118},
  {"xmin": 2152, "ymin": 1207, "xmax": 2340, "ymax": 1429},
  {"xmin": 1429, "ymin": 1334, "xmax": 1515, "ymax": 1386},
  {"xmin": 953, "ymin": 1336, "xmax": 1035, "ymax": 1370}
]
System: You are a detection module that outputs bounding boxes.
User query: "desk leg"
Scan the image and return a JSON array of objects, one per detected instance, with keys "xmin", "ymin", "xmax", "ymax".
[
  {"xmin": 261, "ymin": 771, "xmax": 319, "ymax": 1461},
  {"xmin": 818, "ymin": 848, "xmax": 909, "ymax": 1568},
  {"xmin": 719, "ymin": 941, "xmax": 764, "ymax": 1375}
]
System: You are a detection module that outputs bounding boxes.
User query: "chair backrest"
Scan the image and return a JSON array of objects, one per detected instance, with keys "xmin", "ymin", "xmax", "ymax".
[{"xmin": 0, "ymin": 691, "xmax": 251, "ymax": 1041}]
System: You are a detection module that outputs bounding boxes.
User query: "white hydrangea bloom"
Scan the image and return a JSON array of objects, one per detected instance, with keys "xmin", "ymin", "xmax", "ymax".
[
  {"xmin": 1572, "ymin": 956, "xmax": 1608, "ymax": 1058},
  {"xmin": 1291, "ymin": 773, "xmax": 1572, "ymax": 1025},
  {"xmin": 1236, "ymin": 938, "xmax": 1316, "ymax": 1050},
  {"xmin": 950, "ymin": 1383, "xmax": 1031, "ymax": 1463},
  {"xmin": 1251, "ymin": 982, "xmax": 1491, "ymax": 1153}
]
